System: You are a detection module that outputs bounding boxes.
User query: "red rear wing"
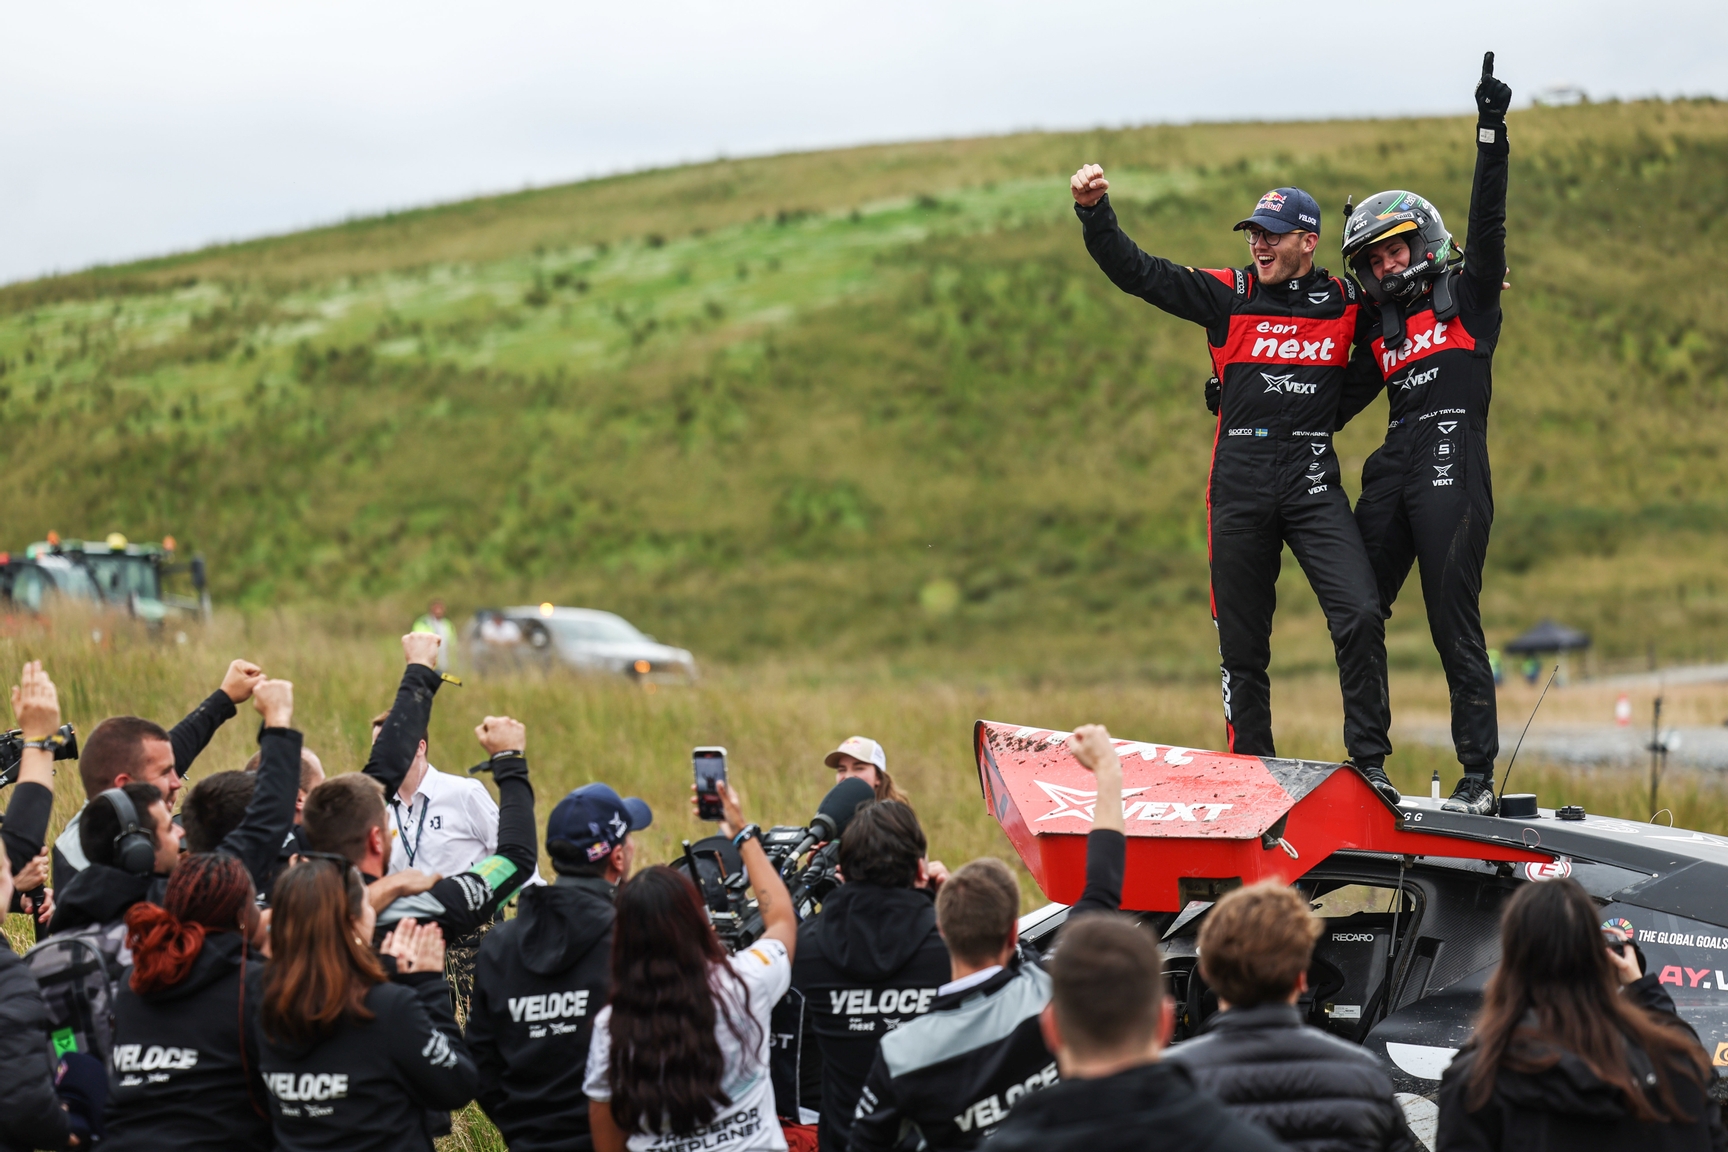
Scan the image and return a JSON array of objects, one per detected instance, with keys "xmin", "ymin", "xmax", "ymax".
[{"xmin": 975, "ymin": 720, "xmax": 1552, "ymax": 911}]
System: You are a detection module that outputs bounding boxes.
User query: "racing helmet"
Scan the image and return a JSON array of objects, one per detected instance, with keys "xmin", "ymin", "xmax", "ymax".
[{"xmin": 1341, "ymin": 190, "xmax": 1459, "ymax": 305}]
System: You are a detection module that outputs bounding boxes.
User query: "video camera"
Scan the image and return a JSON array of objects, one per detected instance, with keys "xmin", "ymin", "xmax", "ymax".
[
  {"xmin": 675, "ymin": 776, "xmax": 876, "ymax": 952},
  {"xmin": 0, "ymin": 724, "xmax": 79, "ymax": 789}
]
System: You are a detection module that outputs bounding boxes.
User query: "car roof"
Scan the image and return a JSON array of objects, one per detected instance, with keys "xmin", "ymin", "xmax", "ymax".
[{"xmin": 498, "ymin": 606, "xmax": 630, "ymax": 622}]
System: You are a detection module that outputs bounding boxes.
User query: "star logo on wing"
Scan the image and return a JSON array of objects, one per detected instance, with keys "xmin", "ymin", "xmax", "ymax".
[
  {"xmin": 1262, "ymin": 372, "xmax": 1293, "ymax": 394},
  {"xmin": 1033, "ymin": 780, "xmax": 1147, "ymax": 822}
]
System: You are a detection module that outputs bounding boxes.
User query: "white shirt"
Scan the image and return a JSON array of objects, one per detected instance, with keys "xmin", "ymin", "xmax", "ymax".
[
  {"xmin": 585, "ymin": 937, "xmax": 791, "ymax": 1152},
  {"xmin": 388, "ymin": 764, "xmax": 493, "ymax": 877}
]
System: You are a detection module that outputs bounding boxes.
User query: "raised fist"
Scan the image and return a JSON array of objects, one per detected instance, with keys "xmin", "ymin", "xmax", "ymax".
[
  {"xmin": 11, "ymin": 661, "xmax": 61, "ymax": 740},
  {"xmin": 402, "ymin": 631, "xmax": 443, "ymax": 669},
  {"xmin": 1475, "ymin": 51, "xmax": 1512, "ymax": 121},
  {"xmin": 475, "ymin": 715, "xmax": 526, "ymax": 756},
  {"xmin": 1070, "ymin": 164, "xmax": 1109, "ymax": 209},
  {"xmin": 221, "ymin": 659, "xmax": 265, "ymax": 704},
  {"xmin": 252, "ymin": 678, "xmax": 294, "ymax": 729}
]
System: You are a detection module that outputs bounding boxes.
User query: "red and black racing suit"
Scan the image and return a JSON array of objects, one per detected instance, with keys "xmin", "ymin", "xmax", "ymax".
[
  {"xmin": 1076, "ymin": 196, "xmax": 1391, "ymax": 764},
  {"xmin": 1339, "ymin": 120, "xmax": 1510, "ymax": 776}
]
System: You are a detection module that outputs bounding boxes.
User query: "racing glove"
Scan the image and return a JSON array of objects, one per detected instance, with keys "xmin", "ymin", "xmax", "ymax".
[
  {"xmin": 1475, "ymin": 51, "xmax": 1512, "ymax": 129},
  {"xmin": 1204, "ymin": 375, "xmax": 1220, "ymax": 416}
]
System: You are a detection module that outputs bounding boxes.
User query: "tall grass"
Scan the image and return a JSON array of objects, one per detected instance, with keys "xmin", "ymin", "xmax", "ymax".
[{"xmin": 0, "ymin": 101, "xmax": 1724, "ymax": 676}]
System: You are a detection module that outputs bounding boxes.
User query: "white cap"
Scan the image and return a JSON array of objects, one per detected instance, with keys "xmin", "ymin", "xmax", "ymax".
[{"xmin": 824, "ymin": 736, "xmax": 886, "ymax": 773}]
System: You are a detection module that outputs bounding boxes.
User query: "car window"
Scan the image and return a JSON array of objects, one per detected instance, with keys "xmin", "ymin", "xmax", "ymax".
[
  {"xmin": 549, "ymin": 616, "xmax": 643, "ymax": 644},
  {"xmin": 81, "ymin": 555, "xmax": 159, "ymax": 601},
  {"xmin": 37, "ymin": 561, "xmax": 99, "ymax": 600},
  {"xmin": 1310, "ymin": 883, "xmax": 1413, "ymax": 918}
]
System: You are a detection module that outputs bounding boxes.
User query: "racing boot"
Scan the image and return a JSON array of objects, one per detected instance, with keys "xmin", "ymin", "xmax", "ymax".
[
  {"xmin": 1348, "ymin": 758, "xmax": 1400, "ymax": 805},
  {"xmin": 1442, "ymin": 773, "xmax": 1498, "ymax": 816}
]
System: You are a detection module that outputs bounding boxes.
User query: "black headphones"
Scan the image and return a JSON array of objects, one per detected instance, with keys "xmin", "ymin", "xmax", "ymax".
[{"xmin": 99, "ymin": 788, "xmax": 157, "ymax": 876}]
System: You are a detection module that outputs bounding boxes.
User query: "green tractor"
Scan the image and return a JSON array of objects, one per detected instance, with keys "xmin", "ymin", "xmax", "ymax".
[{"xmin": 4, "ymin": 532, "xmax": 210, "ymax": 623}]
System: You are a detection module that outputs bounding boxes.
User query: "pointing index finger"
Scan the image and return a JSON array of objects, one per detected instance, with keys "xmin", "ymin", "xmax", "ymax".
[{"xmin": 1482, "ymin": 51, "xmax": 1494, "ymax": 80}]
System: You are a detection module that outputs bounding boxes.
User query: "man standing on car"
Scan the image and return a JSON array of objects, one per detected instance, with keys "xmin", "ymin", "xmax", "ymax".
[
  {"xmin": 1071, "ymin": 168, "xmax": 1395, "ymax": 800},
  {"xmin": 1335, "ymin": 55, "xmax": 1513, "ymax": 815}
]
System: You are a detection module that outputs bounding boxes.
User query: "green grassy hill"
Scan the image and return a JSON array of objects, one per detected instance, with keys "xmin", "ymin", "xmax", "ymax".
[{"xmin": 2, "ymin": 100, "xmax": 1726, "ymax": 677}]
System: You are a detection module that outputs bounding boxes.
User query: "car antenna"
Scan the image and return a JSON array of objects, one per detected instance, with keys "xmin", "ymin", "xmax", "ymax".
[{"xmin": 1498, "ymin": 664, "xmax": 1558, "ymax": 806}]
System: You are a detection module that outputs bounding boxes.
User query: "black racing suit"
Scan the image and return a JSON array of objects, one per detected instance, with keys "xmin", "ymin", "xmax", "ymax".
[
  {"xmin": 1339, "ymin": 118, "xmax": 1509, "ymax": 775},
  {"xmin": 1077, "ymin": 196, "xmax": 1390, "ymax": 763}
]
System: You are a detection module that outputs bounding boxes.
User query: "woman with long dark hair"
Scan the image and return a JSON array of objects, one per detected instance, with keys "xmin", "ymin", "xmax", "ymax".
[
  {"xmin": 103, "ymin": 853, "xmax": 270, "ymax": 1151},
  {"xmin": 257, "ymin": 856, "xmax": 476, "ymax": 1152},
  {"xmin": 1438, "ymin": 878, "xmax": 1724, "ymax": 1150},
  {"xmin": 586, "ymin": 782, "xmax": 797, "ymax": 1152}
]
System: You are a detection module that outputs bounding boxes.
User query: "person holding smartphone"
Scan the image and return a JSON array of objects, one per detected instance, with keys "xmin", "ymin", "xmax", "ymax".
[{"xmin": 587, "ymin": 779, "xmax": 794, "ymax": 1152}]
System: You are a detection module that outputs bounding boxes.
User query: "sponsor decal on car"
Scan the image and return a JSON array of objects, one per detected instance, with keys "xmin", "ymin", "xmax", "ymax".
[
  {"xmin": 1524, "ymin": 858, "xmax": 1572, "ymax": 881},
  {"xmin": 1033, "ymin": 780, "xmax": 1232, "ymax": 824}
]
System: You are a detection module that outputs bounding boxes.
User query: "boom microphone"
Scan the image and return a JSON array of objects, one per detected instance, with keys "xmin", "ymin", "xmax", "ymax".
[
  {"xmin": 784, "ymin": 776, "xmax": 878, "ymax": 862},
  {"xmin": 815, "ymin": 776, "xmax": 877, "ymax": 839}
]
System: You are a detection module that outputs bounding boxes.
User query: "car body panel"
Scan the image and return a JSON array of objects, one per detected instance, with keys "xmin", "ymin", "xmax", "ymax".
[{"xmin": 986, "ymin": 716, "xmax": 1728, "ymax": 1146}]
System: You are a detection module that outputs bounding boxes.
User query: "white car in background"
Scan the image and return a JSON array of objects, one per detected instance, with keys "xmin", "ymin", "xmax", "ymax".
[{"xmin": 467, "ymin": 605, "xmax": 698, "ymax": 682}]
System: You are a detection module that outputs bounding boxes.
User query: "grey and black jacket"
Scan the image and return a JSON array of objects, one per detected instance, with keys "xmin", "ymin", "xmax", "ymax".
[{"xmin": 848, "ymin": 830, "xmax": 1125, "ymax": 1152}]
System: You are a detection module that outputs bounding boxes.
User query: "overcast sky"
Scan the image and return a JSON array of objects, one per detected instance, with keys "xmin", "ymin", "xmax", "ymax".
[{"xmin": 2, "ymin": 1, "xmax": 1721, "ymax": 285}]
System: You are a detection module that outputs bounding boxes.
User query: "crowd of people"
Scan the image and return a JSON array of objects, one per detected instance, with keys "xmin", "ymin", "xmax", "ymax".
[
  {"xmin": 2, "ymin": 51, "xmax": 1724, "ymax": 1147},
  {"xmin": 1, "ymin": 635, "xmax": 1723, "ymax": 1152}
]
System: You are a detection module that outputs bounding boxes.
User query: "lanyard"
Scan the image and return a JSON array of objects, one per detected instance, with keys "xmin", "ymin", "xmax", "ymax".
[{"xmin": 392, "ymin": 796, "xmax": 431, "ymax": 869}]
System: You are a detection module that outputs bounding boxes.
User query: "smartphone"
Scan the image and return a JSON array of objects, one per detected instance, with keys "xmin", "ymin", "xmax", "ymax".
[{"xmin": 694, "ymin": 747, "xmax": 728, "ymax": 821}]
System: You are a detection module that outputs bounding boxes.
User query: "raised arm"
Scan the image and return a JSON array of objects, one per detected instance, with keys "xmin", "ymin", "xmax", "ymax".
[
  {"xmin": 216, "ymin": 678, "xmax": 303, "ymax": 890},
  {"xmin": 4, "ymin": 662, "xmax": 61, "ymax": 874},
  {"xmin": 1072, "ymin": 165, "xmax": 1237, "ymax": 331},
  {"xmin": 718, "ymin": 779, "xmax": 797, "ymax": 958},
  {"xmin": 363, "ymin": 633, "xmax": 446, "ymax": 803},
  {"xmin": 380, "ymin": 716, "xmax": 535, "ymax": 938},
  {"xmin": 1065, "ymin": 725, "xmax": 1126, "ymax": 917},
  {"xmin": 169, "ymin": 658, "xmax": 261, "ymax": 774},
  {"xmin": 1464, "ymin": 52, "xmax": 1511, "ymax": 306}
]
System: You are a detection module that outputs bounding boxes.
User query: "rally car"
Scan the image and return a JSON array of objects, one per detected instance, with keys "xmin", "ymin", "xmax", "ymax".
[{"xmin": 977, "ymin": 720, "xmax": 1728, "ymax": 1150}]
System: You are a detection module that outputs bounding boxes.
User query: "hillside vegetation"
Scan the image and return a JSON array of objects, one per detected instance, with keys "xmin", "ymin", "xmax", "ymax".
[{"xmin": 2, "ymin": 101, "xmax": 1726, "ymax": 678}]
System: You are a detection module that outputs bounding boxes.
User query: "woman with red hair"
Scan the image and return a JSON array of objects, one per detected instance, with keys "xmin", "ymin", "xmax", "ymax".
[{"xmin": 103, "ymin": 851, "xmax": 271, "ymax": 1152}]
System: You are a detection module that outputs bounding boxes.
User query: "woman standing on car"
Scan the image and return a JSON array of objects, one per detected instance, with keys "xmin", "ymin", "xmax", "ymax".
[
  {"xmin": 1438, "ymin": 878, "xmax": 1722, "ymax": 1150},
  {"xmin": 586, "ymin": 781, "xmax": 796, "ymax": 1152},
  {"xmin": 103, "ymin": 853, "xmax": 271, "ymax": 1152},
  {"xmin": 257, "ymin": 857, "xmax": 477, "ymax": 1152}
]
